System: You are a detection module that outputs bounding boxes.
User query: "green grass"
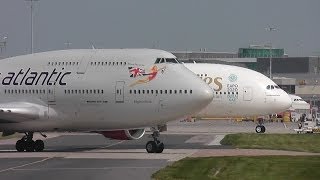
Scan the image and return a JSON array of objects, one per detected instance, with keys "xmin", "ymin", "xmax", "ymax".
[
  {"xmin": 220, "ymin": 133, "xmax": 320, "ymax": 153},
  {"xmin": 153, "ymin": 156, "xmax": 320, "ymax": 180}
]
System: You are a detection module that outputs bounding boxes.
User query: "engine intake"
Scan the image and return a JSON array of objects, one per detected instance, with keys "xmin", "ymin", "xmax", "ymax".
[{"xmin": 98, "ymin": 129, "xmax": 145, "ymax": 140}]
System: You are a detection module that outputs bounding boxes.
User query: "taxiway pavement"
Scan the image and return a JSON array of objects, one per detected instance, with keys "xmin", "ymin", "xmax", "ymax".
[{"xmin": 0, "ymin": 120, "xmax": 304, "ymax": 180}]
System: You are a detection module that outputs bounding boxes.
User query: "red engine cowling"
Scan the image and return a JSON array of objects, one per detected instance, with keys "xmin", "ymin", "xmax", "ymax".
[{"xmin": 98, "ymin": 129, "xmax": 145, "ymax": 140}]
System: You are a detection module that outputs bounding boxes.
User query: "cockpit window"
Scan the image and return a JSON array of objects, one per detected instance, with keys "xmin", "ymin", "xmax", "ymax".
[
  {"xmin": 155, "ymin": 58, "xmax": 161, "ymax": 64},
  {"xmin": 275, "ymin": 86, "xmax": 280, "ymax": 89},
  {"xmin": 155, "ymin": 58, "xmax": 165, "ymax": 64},
  {"xmin": 166, "ymin": 58, "xmax": 180, "ymax": 63},
  {"xmin": 267, "ymin": 85, "xmax": 270, "ymax": 90},
  {"xmin": 271, "ymin": 85, "xmax": 274, "ymax": 89},
  {"xmin": 155, "ymin": 58, "xmax": 180, "ymax": 64}
]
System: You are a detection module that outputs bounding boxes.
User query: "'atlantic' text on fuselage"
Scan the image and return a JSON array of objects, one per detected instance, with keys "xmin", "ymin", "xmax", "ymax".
[{"xmin": 1, "ymin": 68, "xmax": 71, "ymax": 86}]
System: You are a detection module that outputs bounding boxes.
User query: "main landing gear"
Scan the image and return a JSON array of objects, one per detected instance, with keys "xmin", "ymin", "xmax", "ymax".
[
  {"xmin": 146, "ymin": 129, "xmax": 164, "ymax": 153},
  {"xmin": 255, "ymin": 125, "xmax": 266, "ymax": 133},
  {"xmin": 15, "ymin": 132, "xmax": 45, "ymax": 152}
]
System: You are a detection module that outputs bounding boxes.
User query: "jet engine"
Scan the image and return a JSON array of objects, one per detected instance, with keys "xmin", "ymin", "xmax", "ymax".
[{"xmin": 98, "ymin": 129, "xmax": 145, "ymax": 140}]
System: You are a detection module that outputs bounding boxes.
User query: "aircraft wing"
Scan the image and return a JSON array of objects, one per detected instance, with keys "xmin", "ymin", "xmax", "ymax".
[{"xmin": 0, "ymin": 102, "xmax": 44, "ymax": 123}]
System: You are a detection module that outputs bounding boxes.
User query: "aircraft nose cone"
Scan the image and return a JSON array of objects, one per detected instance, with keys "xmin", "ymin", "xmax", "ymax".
[
  {"xmin": 279, "ymin": 92, "xmax": 292, "ymax": 111},
  {"xmin": 201, "ymin": 88, "xmax": 214, "ymax": 104},
  {"xmin": 194, "ymin": 85, "xmax": 214, "ymax": 109}
]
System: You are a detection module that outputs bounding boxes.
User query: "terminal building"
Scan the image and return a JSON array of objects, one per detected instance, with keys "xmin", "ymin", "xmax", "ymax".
[{"xmin": 172, "ymin": 46, "xmax": 320, "ymax": 107}]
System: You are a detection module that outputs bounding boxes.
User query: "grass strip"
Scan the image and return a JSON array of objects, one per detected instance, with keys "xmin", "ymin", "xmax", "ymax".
[
  {"xmin": 153, "ymin": 156, "xmax": 320, "ymax": 180},
  {"xmin": 220, "ymin": 133, "xmax": 320, "ymax": 153}
]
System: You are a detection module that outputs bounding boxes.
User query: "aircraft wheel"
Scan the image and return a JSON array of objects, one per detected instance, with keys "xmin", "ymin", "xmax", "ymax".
[
  {"xmin": 255, "ymin": 125, "xmax": 262, "ymax": 133},
  {"xmin": 25, "ymin": 140, "xmax": 35, "ymax": 152},
  {"xmin": 146, "ymin": 141, "xmax": 157, "ymax": 153},
  {"xmin": 261, "ymin": 126, "xmax": 266, "ymax": 133},
  {"xmin": 155, "ymin": 142, "xmax": 164, "ymax": 153},
  {"xmin": 34, "ymin": 140, "xmax": 44, "ymax": 152},
  {"xmin": 16, "ymin": 140, "xmax": 26, "ymax": 152}
]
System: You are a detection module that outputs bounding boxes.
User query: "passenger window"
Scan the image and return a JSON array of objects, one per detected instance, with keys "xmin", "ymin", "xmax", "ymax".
[
  {"xmin": 174, "ymin": 90, "xmax": 177, "ymax": 94},
  {"xmin": 160, "ymin": 90, "xmax": 163, "ymax": 94},
  {"xmin": 142, "ymin": 90, "xmax": 145, "ymax": 94},
  {"xmin": 134, "ymin": 90, "xmax": 136, "ymax": 94},
  {"xmin": 147, "ymin": 90, "xmax": 149, "ymax": 94},
  {"xmin": 156, "ymin": 90, "xmax": 158, "ymax": 94},
  {"xmin": 169, "ymin": 90, "xmax": 172, "ymax": 94},
  {"xmin": 185, "ymin": 90, "xmax": 187, "ymax": 94},
  {"xmin": 90, "ymin": 90, "xmax": 92, "ymax": 94},
  {"xmin": 179, "ymin": 90, "xmax": 182, "ymax": 94},
  {"xmin": 151, "ymin": 90, "xmax": 154, "ymax": 94},
  {"xmin": 165, "ymin": 90, "xmax": 168, "ymax": 94}
]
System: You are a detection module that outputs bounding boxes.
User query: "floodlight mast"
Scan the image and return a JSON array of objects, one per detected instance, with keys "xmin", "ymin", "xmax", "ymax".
[
  {"xmin": 25, "ymin": 0, "xmax": 39, "ymax": 54},
  {"xmin": 265, "ymin": 26, "xmax": 277, "ymax": 79}
]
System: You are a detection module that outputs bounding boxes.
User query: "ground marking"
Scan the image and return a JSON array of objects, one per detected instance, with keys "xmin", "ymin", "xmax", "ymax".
[{"xmin": 0, "ymin": 157, "xmax": 52, "ymax": 173}]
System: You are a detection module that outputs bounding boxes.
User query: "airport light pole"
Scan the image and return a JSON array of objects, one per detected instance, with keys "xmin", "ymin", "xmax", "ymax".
[
  {"xmin": 265, "ymin": 26, "xmax": 277, "ymax": 79},
  {"xmin": 25, "ymin": 0, "xmax": 39, "ymax": 54}
]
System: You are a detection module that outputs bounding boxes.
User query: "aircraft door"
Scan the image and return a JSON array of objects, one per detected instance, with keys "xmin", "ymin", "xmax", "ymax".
[
  {"xmin": 243, "ymin": 87, "xmax": 252, "ymax": 101},
  {"xmin": 115, "ymin": 81, "xmax": 125, "ymax": 103},
  {"xmin": 157, "ymin": 99, "xmax": 165, "ymax": 112},
  {"xmin": 77, "ymin": 56, "xmax": 89, "ymax": 75}
]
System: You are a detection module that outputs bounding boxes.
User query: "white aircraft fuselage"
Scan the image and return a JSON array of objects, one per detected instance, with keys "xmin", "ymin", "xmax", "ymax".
[
  {"xmin": 184, "ymin": 63, "xmax": 292, "ymax": 118},
  {"xmin": 0, "ymin": 49, "xmax": 213, "ymax": 132}
]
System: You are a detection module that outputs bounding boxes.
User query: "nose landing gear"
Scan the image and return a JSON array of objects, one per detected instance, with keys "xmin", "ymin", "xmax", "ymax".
[
  {"xmin": 255, "ymin": 125, "xmax": 266, "ymax": 133},
  {"xmin": 15, "ymin": 132, "xmax": 45, "ymax": 152},
  {"xmin": 146, "ymin": 129, "xmax": 164, "ymax": 153}
]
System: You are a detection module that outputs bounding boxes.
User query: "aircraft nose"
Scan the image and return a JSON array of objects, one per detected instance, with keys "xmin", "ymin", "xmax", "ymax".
[
  {"xmin": 194, "ymin": 84, "xmax": 214, "ymax": 108},
  {"xmin": 278, "ymin": 92, "xmax": 292, "ymax": 111}
]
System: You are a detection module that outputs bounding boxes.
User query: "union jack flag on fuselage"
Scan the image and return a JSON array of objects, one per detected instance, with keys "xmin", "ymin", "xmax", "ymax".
[{"xmin": 128, "ymin": 67, "xmax": 145, "ymax": 78}]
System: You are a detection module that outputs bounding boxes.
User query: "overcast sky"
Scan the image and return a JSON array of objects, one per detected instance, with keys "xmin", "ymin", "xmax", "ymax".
[{"xmin": 0, "ymin": 0, "xmax": 319, "ymax": 57}]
